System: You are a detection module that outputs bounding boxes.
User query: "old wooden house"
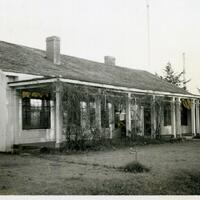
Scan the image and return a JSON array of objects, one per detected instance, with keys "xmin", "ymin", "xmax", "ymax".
[{"xmin": 0, "ymin": 36, "xmax": 199, "ymax": 152}]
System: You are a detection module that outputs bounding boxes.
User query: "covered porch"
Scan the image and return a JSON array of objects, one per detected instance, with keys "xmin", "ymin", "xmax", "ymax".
[{"xmin": 9, "ymin": 77, "xmax": 200, "ymax": 149}]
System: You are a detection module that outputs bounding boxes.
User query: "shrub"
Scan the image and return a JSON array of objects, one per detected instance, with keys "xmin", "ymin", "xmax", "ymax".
[
  {"xmin": 40, "ymin": 147, "xmax": 51, "ymax": 154},
  {"xmin": 121, "ymin": 161, "xmax": 150, "ymax": 173},
  {"xmin": 193, "ymin": 134, "xmax": 200, "ymax": 139},
  {"xmin": 170, "ymin": 137, "xmax": 186, "ymax": 143}
]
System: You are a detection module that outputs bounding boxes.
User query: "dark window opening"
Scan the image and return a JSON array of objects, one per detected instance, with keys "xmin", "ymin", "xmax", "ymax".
[
  {"xmin": 101, "ymin": 100, "xmax": 109, "ymax": 128},
  {"xmin": 22, "ymin": 96, "xmax": 50, "ymax": 130},
  {"xmin": 164, "ymin": 102, "xmax": 171, "ymax": 126},
  {"xmin": 67, "ymin": 99, "xmax": 81, "ymax": 127},
  {"xmin": 181, "ymin": 104, "xmax": 188, "ymax": 126},
  {"xmin": 89, "ymin": 102, "xmax": 96, "ymax": 128}
]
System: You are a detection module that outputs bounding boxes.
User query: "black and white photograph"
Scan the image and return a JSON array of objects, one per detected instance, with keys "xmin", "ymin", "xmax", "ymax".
[{"xmin": 0, "ymin": 0, "xmax": 200, "ymax": 197}]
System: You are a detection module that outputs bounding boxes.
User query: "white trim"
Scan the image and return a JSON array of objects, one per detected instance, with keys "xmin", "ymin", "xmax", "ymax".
[
  {"xmin": 8, "ymin": 78, "xmax": 58, "ymax": 87},
  {"xmin": 8, "ymin": 77, "xmax": 200, "ymax": 99},
  {"xmin": 3, "ymin": 71, "xmax": 43, "ymax": 79},
  {"xmin": 60, "ymin": 78, "xmax": 200, "ymax": 99}
]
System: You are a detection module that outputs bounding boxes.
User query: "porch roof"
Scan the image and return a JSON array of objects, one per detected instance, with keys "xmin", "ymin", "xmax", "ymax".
[
  {"xmin": 0, "ymin": 40, "xmax": 192, "ymax": 96},
  {"xmin": 8, "ymin": 77, "xmax": 200, "ymax": 99}
]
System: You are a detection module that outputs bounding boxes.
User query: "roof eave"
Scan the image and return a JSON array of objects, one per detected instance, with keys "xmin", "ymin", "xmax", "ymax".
[{"xmin": 8, "ymin": 77, "xmax": 199, "ymax": 99}]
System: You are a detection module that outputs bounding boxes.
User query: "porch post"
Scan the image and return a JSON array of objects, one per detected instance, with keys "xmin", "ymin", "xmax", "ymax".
[
  {"xmin": 160, "ymin": 100, "xmax": 164, "ymax": 136},
  {"xmin": 175, "ymin": 97, "xmax": 181, "ymax": 137},
  {"xmin": 195, "ymin": 100, "xmax": 200, "ymax": 134},
  {"xmin": 50, "ymin": 100, "xmax": 55, "ymax": 141},
  {"xmin": 111, "ymin": 102, "xmax": 115, "ymax": 133},
  {"xmin": 126, "ymin": 92, "xmax": 131, "ymax": 137},
  {"xmin": 55, "ymin": 84, "xmax": 63, "ymax": 148},
  {"xmin": 151, "ymin": 95, "xmax": 156, "ymax": 138},
  {"xmin": 95, "ymin": 89, "xmax": 101, "ymax": 132},
  {"xmin": 191, "ymin": 99, "xmax": 196, "ymax": 136},
  {"xmin": 171, "ymin": 97, "xmax": 176, "ymax": 138},
  {"xmin": 140, "ymin": 106, "xmax": 144, "ymax": 136},
  {"xmin": 108, "ymin": 102, "xmax": 114, "ymax": 139}
]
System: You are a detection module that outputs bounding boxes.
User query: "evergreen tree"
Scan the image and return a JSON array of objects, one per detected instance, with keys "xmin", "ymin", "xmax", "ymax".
[
  {"xmin": 158, "ymin": 62, "xmax": 190, "ymax": 90},
  {"xmin": 163, "ymin": 62, "xmax": 183, "ymax": 86}
]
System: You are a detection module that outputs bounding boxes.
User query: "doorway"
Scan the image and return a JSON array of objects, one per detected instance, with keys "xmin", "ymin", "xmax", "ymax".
[{"xmin": 144, "ymin": 107, "xmax": 151, "ymax": 136}]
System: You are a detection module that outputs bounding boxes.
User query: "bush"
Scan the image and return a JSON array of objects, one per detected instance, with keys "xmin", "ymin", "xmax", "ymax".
[
  {"xmin": 62, "ymin": 136, "xmax": 164, "ymax": 152},
  {"xmin": 63, "ymin": 138, "xmax": 114, "ymax": 151},
  {"xmin": 40, "ymin": 147, "xmax": 51, "ymax": 154},
  {"xmin": 170, "ymin": 137, "xmax": 186, "ymax": 143},
  {"xmin": 121, "ymin": 161, "xmax": 150, "ymax": 173},
  {"xmin": 193, "ymin": 134, "xmax": 200, "ymax": 139}
]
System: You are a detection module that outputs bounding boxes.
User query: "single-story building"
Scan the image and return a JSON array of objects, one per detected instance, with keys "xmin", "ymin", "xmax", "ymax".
[{"xmin": 0, "ymin": 36, "xmax": 199, "ymax": 152}]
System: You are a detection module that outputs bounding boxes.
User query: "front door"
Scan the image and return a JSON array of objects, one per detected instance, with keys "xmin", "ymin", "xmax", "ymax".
[{"xmin": 144, "ymin": 107, "xmax": 151, "ymax": 136}]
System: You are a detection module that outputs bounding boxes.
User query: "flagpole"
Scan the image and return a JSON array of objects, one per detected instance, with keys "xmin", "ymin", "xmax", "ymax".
[{"xmin": 146, "ymin": 0, "xmax": 151, "ymax": 68}]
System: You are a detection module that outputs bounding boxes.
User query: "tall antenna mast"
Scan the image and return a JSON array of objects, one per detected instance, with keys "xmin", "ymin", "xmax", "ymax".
[
  {"xmin": 146, "ymin": 0, "xmax": 151, "ymax": 67},
  {"xmin": 182, "ymin": 52, "xmax": 186, "ymax": 90}
]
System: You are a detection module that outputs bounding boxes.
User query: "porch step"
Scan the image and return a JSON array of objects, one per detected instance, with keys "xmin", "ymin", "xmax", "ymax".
[{"xmin": 184, "ymin": 136, "xmax": 193, "ymax": 140}]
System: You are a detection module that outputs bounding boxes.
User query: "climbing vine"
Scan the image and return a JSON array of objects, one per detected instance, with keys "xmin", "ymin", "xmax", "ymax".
[{"xmin": 18, "ymin": 81, "xmax": 177, "ymax": 148}]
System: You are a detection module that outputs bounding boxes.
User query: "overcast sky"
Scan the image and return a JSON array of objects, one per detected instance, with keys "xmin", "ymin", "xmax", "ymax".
[{"xmin": 0, "ymin": 0, "xmax": 200, "ymax": 94}]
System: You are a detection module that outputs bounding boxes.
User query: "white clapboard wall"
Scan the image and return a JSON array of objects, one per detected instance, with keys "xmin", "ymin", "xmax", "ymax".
[{"xmin": 0, "ymin": 71, "xmax": 8, "ymax": 151}]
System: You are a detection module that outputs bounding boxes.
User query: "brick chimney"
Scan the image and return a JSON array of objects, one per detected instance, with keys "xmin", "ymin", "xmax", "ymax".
[
  {"xmin": 46, "ymin": 36, "xmax": 61, "ymax": 65},
  {"xmin": 104, "ymin": 56, "xmax": 116, "ymax": 66}
]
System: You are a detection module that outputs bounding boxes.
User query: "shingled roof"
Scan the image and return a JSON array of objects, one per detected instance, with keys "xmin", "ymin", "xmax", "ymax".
[{"xmin": 0, "ymin": 40, "xmax": 191, "ymax": 95}]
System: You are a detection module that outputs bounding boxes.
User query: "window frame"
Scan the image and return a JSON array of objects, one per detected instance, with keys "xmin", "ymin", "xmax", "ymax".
[
  {"xmin": 101, "ymin": 100, "xmax": 109, "ymax": 128},
  {"xmin": 181, "ymin": 103, "xmax": 188, "ymax": 126},
  {"xmin": 164, "ymin": 102, "xmax": 171, "ymax": 126},
  {"xmin": 22, "ymin": 93, "xmax": 51, "ymax": 130}
]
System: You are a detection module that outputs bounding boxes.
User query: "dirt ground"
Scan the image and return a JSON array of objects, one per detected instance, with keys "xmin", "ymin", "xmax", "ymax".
[{"xmin": 0, "ymin": 140, "xmax": 200, "ymax": 195}]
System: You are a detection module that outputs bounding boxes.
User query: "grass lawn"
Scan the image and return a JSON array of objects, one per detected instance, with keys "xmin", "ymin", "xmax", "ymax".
[{"xmin": 0, "ymin": 140, "xmax": 200, "ymax": 195}]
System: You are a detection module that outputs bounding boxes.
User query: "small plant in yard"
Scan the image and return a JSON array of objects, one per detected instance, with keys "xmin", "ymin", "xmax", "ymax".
[{"xmin": 121, "ymin": 161, "xmax": 150, "ymax": 173}]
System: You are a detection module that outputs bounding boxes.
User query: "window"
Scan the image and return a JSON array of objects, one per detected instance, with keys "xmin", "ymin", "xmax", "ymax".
[
  {"xmin": 80, "ymin": 101, "xmax": 87, "ymax": 129},
  {"xmin": 164, "ymin": 102, "xmax": 171, "ymax": 126},
  {"xmin": 67, "ymin": 98, "xmax": 81, "ymax": 127},
  {"xmin": 114, "ymin": 103, "xmax": 125, "ymax": 128},
  {"xmin": 89, "ymin": 102, "xmax": 96, "ymax": 127},
  {"xmin": 181, "ymin": 104, "xmax": 188, "ymax": 126},
  {"xmin": 80, "ymin": 101, "xmax": 96, "ymax": 129},
  {"xmin": 101, "ymin": 100, "xmax": 109, "ymax": 128},
  {"xmin": 22, "ymin": 97, "xmax": 50, "ymax": 129}
]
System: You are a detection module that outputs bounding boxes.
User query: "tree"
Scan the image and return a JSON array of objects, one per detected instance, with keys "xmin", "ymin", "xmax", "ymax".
[
  {"xmin": 158, "ymin": 62, "xmax": 190, "ymax": 90},
  {"xmin": 163, "ymin": 62, "xmax": 183, "ymax": 87}
]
